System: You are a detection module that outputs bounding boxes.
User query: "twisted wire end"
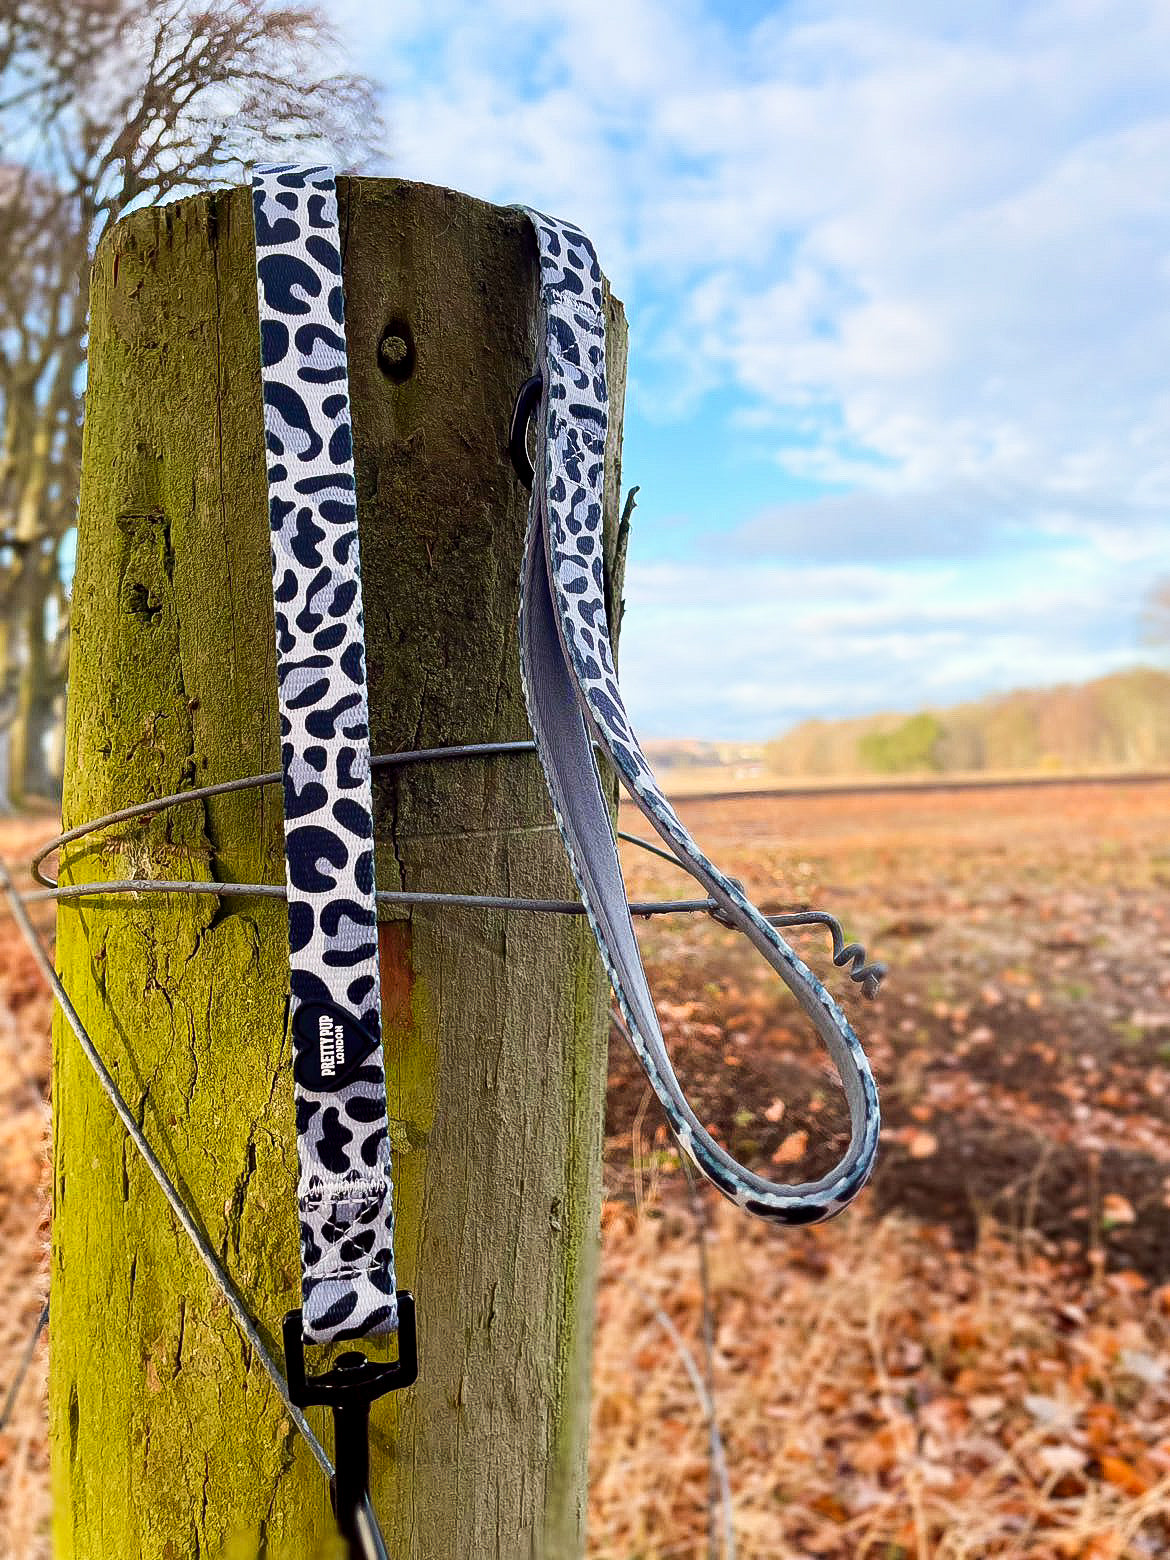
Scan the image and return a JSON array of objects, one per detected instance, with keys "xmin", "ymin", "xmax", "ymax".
[{"xmin": 766, "ymin": 908, "xmax": 887, "ymax": 1000}]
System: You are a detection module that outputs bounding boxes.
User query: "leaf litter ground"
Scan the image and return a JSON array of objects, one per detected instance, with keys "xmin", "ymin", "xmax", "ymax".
[{"xmin": 3, "ymin": 783, "xmax": 1170, "ymax": 1557}]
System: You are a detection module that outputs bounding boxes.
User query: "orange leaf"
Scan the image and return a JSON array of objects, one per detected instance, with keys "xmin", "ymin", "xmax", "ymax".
[
  {"xmin": 1080, "ymin": 1536, "xmax": 1125, "ymax": 1560},
  {"xmin": 1102, "ymin": 1192, "xmax": 1136, "ymax": 1228},
  {"xmin": 810, "ymin": 1492, "xmax": 848, "ymax": 1523},
  {"xmin": 1107, "ymin": 1268, "xmax": 1148, "ymax": 1294},
  {"xmin": 1100, "ymin": 1454, "xmax": 1150, "ymax": 1496},
  {"xmin": 772, "ymin": 1129, "xmax": 808, "ymax": 1165}
]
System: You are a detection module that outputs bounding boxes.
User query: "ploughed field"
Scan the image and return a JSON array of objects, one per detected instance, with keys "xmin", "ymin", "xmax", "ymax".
[
  {"xmin": 611, "ymin": 779, "xmax": 1170, "ymax": 1277},
  {"xmin": 3, "ymin": 783, "xmax": 1170, "ymax": 1557}
]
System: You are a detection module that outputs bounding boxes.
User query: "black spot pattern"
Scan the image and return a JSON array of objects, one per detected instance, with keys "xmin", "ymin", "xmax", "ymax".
[
  {"xmin": 518, "ymin": 204, "xmax": 881, "ymax": 1233},
  {"xmin": 253, "ymin": 165, "xmax": 397, "ymax": 1347}
]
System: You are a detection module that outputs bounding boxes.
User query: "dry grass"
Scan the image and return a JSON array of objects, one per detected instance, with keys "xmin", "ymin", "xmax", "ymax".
[
  {"xmin": 588, "ymin": 777, "xmax": 1170, "ymax": 1559},
  {"xmin": 0, "ymin": 818, "xmax": 53, "ymax": 1560},
  {"xmin": 590, "ymin": 1196, "xmax": 1170, "ymax": 1559}
]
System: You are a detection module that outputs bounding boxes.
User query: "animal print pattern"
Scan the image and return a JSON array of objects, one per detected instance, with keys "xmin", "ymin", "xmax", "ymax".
[
  {"xmin": 519, "ymin": 207, "xmax": 880, "ymax": 1221},
  {"xmin": 252, "ymin": 166, "xmax": 397, "ymax": 1344}
]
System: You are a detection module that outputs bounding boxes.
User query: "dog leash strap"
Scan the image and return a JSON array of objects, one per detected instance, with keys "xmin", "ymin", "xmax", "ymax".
[
  {"xmin": 252, "ymin": 164, "xmax": 397, "ymax": 1344},
  {"xmin": 517, "ymin": 207, "xmax": 880, "ymax": 1221}
]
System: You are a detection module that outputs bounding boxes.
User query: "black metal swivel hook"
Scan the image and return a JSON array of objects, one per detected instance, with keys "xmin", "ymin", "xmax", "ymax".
[
  {"xmin": 509, "ymin": 373, "xmax": 542, "ymax": 488},
  {"xmin": 283, "ymin": 1296, "xmax": 418, "ymax": 1560}
]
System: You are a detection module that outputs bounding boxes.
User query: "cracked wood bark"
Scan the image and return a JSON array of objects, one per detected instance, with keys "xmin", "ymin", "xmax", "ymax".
[{"xmin": 51, "ymin": 179, "xmax": 628, "ymax": 1560}]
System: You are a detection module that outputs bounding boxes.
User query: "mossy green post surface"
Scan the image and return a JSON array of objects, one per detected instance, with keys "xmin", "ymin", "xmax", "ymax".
[{"xmin": 52, "ymin": 179, "xmax": 628, "ymax": 1560}]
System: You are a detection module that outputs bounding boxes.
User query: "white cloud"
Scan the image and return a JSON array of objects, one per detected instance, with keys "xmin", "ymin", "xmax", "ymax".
[
  {"xmin": 327, "ymin": 0, "xmax": 1170, "ymax": 735},
  {"xmin": 651, "ymin": 24, "xmax": 1170, "ymax": 499},
  {"xmin": 619, "ymin": 551, "xmax": 1147, "ymax": 737}
]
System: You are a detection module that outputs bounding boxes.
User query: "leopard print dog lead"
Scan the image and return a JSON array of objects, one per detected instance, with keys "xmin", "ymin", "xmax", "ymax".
[
  {"xmin": 517, "ymin": 207, "xmax": 881, "ymax": 1222},
  {"xmin": 248, "ymin": 172, "xmax": 881, "ymax": 1352},
  {"xmin": 252, "ymin": 165, "xmax": 398, "ymax": 1346}
]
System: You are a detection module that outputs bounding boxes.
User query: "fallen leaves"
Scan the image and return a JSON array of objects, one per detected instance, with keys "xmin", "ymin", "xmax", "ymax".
[
  {"xmin": 9, "ymin": 780, "xmax": 1170, "ymax": 1559},
  {"xmin": 1099, "ymin": 1452, "xmax": 1152, "ymax": 1497},
  {"xmin": 771, "ymin": 1128, "xmax": 808, "ymax": 1165},
  {"xmin": 907, "ymin": 1128, "xmax": 939, "ymax": 1159},
  {"xmin": 592, "ymin": 1199, "xmax": 1170, "ymax": 1560},
  {"xmin": 1102, "ymin": 1191, "xmax": 1137, "ymax": 1227},
  {"xmin": 594, "ymin": 780, "xmax": 1170, "ymax": 1559}
]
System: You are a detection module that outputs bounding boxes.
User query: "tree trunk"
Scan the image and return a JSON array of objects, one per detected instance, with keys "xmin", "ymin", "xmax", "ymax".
[
  {"xmin": 8, "ymin": 547, "xmax": 59, "ymax": 802},
  {"xmin": 4, "ymin": 352, "xmax": 79, "ymax": 804},
  {"xmin": 0, "ymin": 609, "xmax": 15, "ymax": 811},
  {"xmin": 51, "ymin": 179, "xmax": 628, "ymax": 1560}
]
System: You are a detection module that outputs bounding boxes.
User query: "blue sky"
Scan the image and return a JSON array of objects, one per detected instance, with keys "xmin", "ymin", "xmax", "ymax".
[{"xmin": 327, "ymin": 0, "xmax": 1170, "ymax": 739}]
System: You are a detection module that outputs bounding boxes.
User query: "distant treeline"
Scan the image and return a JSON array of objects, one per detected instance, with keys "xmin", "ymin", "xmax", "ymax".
[{"xmin": 764, "ymin": 667, "xmax": 1170, "ymax": 778}]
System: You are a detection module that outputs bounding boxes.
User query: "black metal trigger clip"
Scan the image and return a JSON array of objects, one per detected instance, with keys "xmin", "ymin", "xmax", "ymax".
[{"xmin": 283, "ymin": 1294, "xmax": 418, "ymax": 1560}]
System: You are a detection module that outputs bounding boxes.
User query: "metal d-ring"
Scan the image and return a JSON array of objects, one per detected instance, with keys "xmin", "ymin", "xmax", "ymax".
[{"xmin": 509, "ymin": 373, "xmax": 542, "ymax": 488}]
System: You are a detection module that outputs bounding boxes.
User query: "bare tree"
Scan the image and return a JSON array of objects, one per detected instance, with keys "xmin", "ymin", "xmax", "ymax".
[
  {"xmin": 0, "ymin": 163, "xmax": 83, "ymax": 805},
  {"xmin": 0, "ymin": 0, "xmax": 382, "ymax": 803}
]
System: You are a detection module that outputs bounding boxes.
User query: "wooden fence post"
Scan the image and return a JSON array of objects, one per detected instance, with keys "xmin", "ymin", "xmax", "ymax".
[{"xmin": 50, "ymin": 179, "xmax": 628, "ymax": 1559}]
